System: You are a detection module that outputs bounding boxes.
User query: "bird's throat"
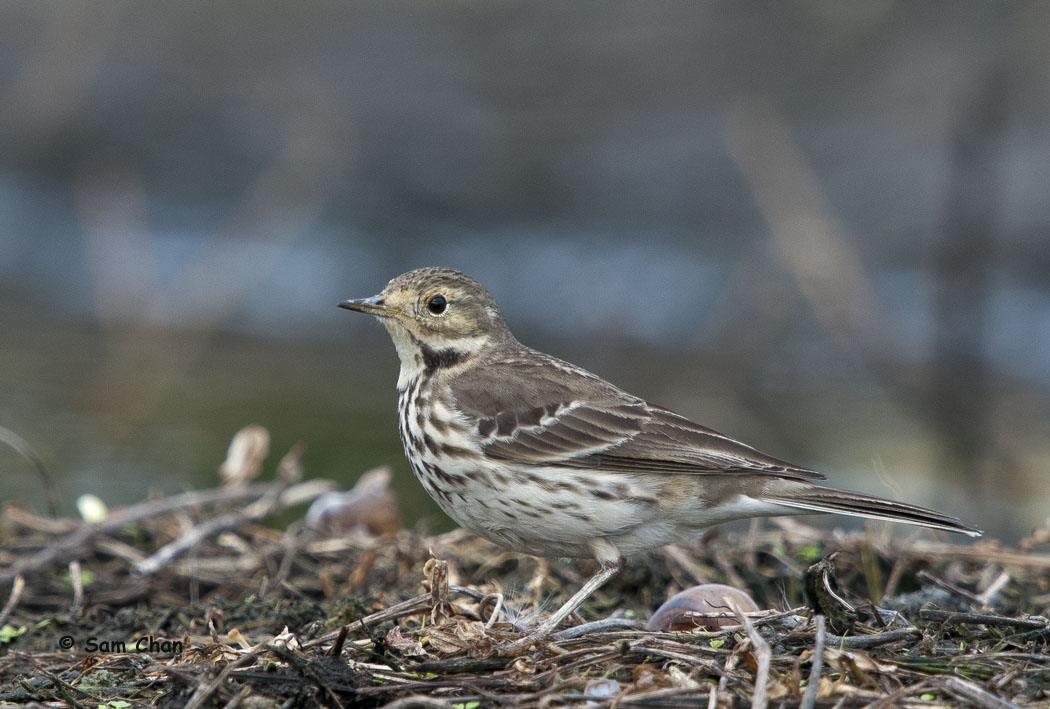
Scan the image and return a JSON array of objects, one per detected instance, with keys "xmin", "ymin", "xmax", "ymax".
[
  {"xmin": 391, "ymin": 337, "xmax": 475, "ymax": 390},
  {"xmin": 420, "ymin": 344, "xmax": 468, "ymax": 375}
]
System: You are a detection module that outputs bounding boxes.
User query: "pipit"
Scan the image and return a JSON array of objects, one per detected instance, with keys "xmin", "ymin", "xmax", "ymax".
[{"xmin": 340, "ymin": 267, "xmax": 979, "ymax": 651}]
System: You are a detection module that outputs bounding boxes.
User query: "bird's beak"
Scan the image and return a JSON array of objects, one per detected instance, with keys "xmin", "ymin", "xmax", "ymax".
[{"xmin": 338, "ymin": 295, "xmax": 397, "ymax": 318}]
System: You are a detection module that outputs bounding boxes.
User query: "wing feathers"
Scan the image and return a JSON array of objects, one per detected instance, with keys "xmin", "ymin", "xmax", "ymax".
[
  {"xmin": 566, "ymin": 405, "xmax": 646, "ymax": 435},
  {"xmin": 453, "ymin": 349, "xmax": 823, "ymax": 481},
  {"xmin": 763, "ymin": 486, "xmax": 981, "ymax": 537}
]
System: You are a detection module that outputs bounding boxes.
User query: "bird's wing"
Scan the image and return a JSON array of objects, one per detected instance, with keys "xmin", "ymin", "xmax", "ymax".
[{"xmin": 448, "ymin": 350, "xmax": 825, "ymax": 482}]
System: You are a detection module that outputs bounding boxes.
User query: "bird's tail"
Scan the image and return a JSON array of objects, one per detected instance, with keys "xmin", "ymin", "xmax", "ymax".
[{"xmin": 763, "ymin": 485, "xmax": 981, "ymax": 537}]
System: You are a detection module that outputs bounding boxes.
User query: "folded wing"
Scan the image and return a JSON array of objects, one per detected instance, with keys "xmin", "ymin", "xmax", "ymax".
[{"xmin": 451, "ymin": 350, "xmax": 825, "ymax": 482}]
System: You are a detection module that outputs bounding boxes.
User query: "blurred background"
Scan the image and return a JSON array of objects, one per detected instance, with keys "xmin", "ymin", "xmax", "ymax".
[{"xmin": 1, "ymin": 1, "xmax": 1047, "ymax": 541}]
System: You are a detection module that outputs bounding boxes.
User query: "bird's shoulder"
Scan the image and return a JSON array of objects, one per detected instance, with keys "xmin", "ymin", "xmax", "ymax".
[{"xmin": 447, "ymin": 345, "xmax": 634, "ymax": 418}]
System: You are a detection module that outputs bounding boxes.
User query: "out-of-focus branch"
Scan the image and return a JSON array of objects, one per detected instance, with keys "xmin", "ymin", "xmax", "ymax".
[
  {"xmin": 723, "ymin": 95, "xmax": 896, "ymax": 384},
  {"xmin": 0, "ymin": 478, "xmax": 334, "ymax": 584},
  {"xmin": 930, "ymin": 72, "xmax": 1006, "ymax": 488},
  {"xmin": 0, "ymin": 425, "xmax": 59, "ymax": 517}
]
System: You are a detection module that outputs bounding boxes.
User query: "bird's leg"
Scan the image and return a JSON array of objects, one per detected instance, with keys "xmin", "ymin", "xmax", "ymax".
[{"xmin": 500, "ymin": 558, "xmax": 625, "ymax": 653}]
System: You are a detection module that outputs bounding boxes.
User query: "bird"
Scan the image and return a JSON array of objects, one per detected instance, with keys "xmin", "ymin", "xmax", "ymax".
[{"xmin": 339, "ymin": 267, "xmax": 980, "ymax": 651}]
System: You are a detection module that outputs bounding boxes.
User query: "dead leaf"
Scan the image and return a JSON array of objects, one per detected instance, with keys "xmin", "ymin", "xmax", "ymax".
[
  {"xmin": 219, "ymin": 425, "xmax": 270, "ymax": 487},
  {"xmin": 385, "ymin": 626, "xmax": 425, "ymax": 657}
]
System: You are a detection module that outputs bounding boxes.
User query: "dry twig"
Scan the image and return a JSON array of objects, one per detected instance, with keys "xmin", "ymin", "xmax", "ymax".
[{"xmin": 800, "ymin": 614, "xmax": 825, "ymax": 709}]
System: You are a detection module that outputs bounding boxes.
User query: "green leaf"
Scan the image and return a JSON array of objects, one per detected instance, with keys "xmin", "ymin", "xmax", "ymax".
[
  {"xmin": 920, "ymin": 694, "xmax": 935, "ymax": 701},
  {"xmin": 62, "ymin": 569, "xmax": 95, "ymax": 586},
  {"xmin": 0, "ymin": 625, "xmax": 27, "ymax": 643},
  {"xmin": 708, "ymin": 639, "xmax": 725, "ymax": 648},
  {"xmin": 795, "ymin": 544, "xmax": 822, "ymax": 563},
  {"xmin": 452, "ymin": 702, "xmax": 480, "ymax": 709}
]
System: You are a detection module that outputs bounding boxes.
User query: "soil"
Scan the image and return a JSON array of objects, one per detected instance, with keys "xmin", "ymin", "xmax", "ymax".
[{"xmin": 2, "ymin": 473, "xmax": 1049, "ymax": 708}]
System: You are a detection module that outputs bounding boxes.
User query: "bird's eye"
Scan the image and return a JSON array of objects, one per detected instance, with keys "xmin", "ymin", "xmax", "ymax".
[{"xmin": 426, "ymin": 295, "xmax": 447, "ymax": 315}]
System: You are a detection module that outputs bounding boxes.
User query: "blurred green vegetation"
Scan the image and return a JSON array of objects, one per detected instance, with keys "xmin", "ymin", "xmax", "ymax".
[{"xmin": 0, "ymin": 314, "xmax": 448, "ymax": 529}]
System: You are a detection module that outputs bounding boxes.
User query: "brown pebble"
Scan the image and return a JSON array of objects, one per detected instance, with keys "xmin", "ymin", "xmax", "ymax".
[{"xmin": 647, "ymin": 583, "xmax": 760, "ymax": 631}]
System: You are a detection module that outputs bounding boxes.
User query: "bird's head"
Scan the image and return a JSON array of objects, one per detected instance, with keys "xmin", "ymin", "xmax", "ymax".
[{"xmin": 340, "ymin": 267, "xmax": 512, "ymax": 373}]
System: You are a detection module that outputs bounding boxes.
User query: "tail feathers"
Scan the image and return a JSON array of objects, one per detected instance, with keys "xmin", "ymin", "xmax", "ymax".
[{"xmin": 764, "ymin": 486, "xmax": 981, "ymax": 537}]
